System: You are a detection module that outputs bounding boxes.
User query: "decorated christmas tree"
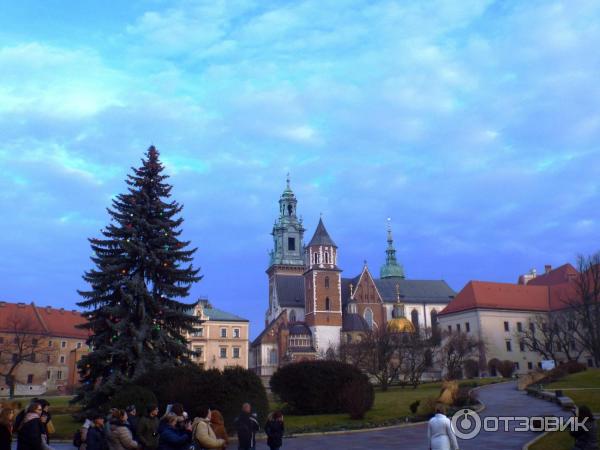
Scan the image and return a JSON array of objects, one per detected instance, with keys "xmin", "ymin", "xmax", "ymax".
[{"xmin": 75, "ymin": 145, "xmax": 201, "ymax": 411}]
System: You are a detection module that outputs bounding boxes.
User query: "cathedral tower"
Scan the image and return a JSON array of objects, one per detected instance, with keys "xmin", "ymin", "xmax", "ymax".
[
  {"xmin": 304, "ymin": 218, "xmax": 342, "ymax": 353},
  {"xmin": 380, "ymin": 218, "xmax": 405, "ymax": 279}
]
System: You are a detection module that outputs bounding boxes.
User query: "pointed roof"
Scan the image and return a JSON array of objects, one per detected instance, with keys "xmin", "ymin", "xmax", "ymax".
[
  {"xmin": 307, "ymin": 218, "xmax": 337, "ymax": 247},
  {"xmin": 380, "ymin": 219, "xmax": 405, "ymax": 279}
]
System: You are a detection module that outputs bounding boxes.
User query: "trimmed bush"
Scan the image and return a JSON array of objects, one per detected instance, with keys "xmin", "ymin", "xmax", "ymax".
[
  {"xmin": 270, "ymin": 360, "xmax": 373, "ymax": 415},
  {"xmin": 136, "ymin": 365, "xmax": 268, "ymax": 431},
  {"xmin": 409, "ymin": 400, "xmax": 420, "ymax": 414},
  {"xmin": 341, "ymin": 378, "xmax": 374, "ymax": 420},
  {"xmin": 463, "ymin": 359, "xmax": 479, "ymax": 379},
  {"xmin": 110, "ymin": 384, "xmax": 158, "ymax": 414},
  {"xmin": 497, "ymin": 360, "xmax": 516, "ymax": 378}
]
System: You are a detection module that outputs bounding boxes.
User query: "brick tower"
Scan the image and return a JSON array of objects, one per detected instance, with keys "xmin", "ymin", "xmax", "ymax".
[{"xmin": 304, "ymin": 218, "xmax": 342, "ymax": 354}]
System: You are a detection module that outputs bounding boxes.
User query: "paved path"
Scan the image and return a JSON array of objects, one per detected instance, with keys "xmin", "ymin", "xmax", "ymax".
[{"xmin": 34, "ymin": 381, "xmax": 570, "ymax": 450}]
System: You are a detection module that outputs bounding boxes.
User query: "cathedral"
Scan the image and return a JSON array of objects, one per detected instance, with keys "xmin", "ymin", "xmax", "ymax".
[{"xmin": 249, "ymin": 178, "xmax": 456, "ymax": 378}]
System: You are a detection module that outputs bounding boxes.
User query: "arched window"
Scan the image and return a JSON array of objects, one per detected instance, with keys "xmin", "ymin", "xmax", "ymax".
[
  {"xmin": 364, "ymin": 308, "xmax": 373, "ymax": 329},
  {"xmin": 289, "ymin": 310, "xmax": 296, "ymax": 322},
  {"xmin": 411, "ymin": 309, "xmax": 419, "ymax": 328},
  {"xmin": 325, "ymin": 297, "xmax": 331, "ymax": 311},
  {"xmin": 313, "ymin": 252, "xmax": 320, "ymax": 264},
  {"xmin": 324, "ymin": 276, "xmax": 329, "ymax": 288},
  {"xmin": 324, "ymin": 251, "xmax": 330, "ymax": 263},
  {"xmin": 287, "ymin": 204, "xmax": 293, "ymax": 216},
  {"xmin": 269, "ymin": 348, "xmax": 278, "ymax": 365}
]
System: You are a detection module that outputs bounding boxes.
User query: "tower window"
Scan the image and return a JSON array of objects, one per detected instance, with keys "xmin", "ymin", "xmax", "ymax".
[
  {"xmin": 288, "ymin": 237, "xmax": 295, "ymax": 251},
  {"xmin": 325, "ymin": 297, "xmax": 331, "ymax": 311},
  {"xmin": 324, "ymin": 276, "xmax": 329, "ymax": 288},
  {"xmin": 313, "ymin": 253, "xmax": 320, "ymax": 264},
  {"xmin": 364, "ymin": 308, "xmax": 373, "ymax": 329},
  {"xmin": 288, "ymin": 204, "xmax": 293, "ymax": 216},
  {"xmin": 324, "ymin": 251, "xmax": 330, "ymax": 263}
]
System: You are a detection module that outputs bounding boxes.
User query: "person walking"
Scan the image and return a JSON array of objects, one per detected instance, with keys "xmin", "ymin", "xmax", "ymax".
[
  {"xmin": 234, "ymin": 404, "xmax": 259, "ymax": 450},
  {"xmin": 17, "ymin": 402, "xmax": 44, "ymax": 450},
  {"xmin": 191, "ymin": 407, "xmax": 225, "ymax": 450},
  {"xmin": 208, "ymin": 410, "xmax": 228, "ymax": 449},
  {"xmin": 107, "ymin": 410, "xmax": 139, "ymax": 450},
  {"xmin": 86, "ymin": 414, "xmax": 108, "ymax": 450},
  {"xmin": 158, "ymin": 414, "xmax": 190, "ymax": 450},
  {"xmin": 264, "ymin": 411, "xmax": 284, "ymax": 450},
  {"xmin": 0, "ymin": 407, "xmax": 15, "ymax": 450},
  {"xmin": 428, "ymin": 405, "xmax": 459, "ymax": 450},
  {"xmin": 570, "ymin": 405, "xmax": 599, "ymax": 450},
  {"xmin": 137, "ymin": 405, "xmax": 160, "ymax": 450}
]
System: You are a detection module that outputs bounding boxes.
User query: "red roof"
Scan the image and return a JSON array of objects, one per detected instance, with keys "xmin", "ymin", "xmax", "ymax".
[
  {"xmin": 0, "ymin": 302, "xmax": 89, "ymax": 339},
  {"xmin": 527, "ymin": 263, "xmax": 578, "ymax": 286},
  {"xmin": 439, "ymin": 281, "xmax": 552, "ymax": 316}
]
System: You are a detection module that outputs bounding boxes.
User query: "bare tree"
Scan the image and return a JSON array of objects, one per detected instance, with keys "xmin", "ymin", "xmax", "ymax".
[
  {"xmin": 518, "ymin": 313, "xmax": 584, "ymax": 363},
  {"xmin": 398, "ymin": 328, "xmax": 436, "ymax": 388},
  {"xmin": 0, "ymin": 314, "xmax": 55, "ymax": 398},
  {"xmin": 565, "ymin": 253, "xmax": 600, "ymax": 367},
  {"xmin": 438, "ymin": 331, "xmax": 483, "ymax": 380}
]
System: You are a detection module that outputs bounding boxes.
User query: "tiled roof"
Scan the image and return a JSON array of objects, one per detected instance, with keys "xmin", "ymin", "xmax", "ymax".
[
  {"xmin": 527, "ymin": 264, "xmax": 578, "ymax": 286},
  {"xmin": 0, "ymin": 301, "xmax": 89, "ymax": 339},
  {"xmin": 275, "ymin": 274, "xmax": 305, "ymax": 307},
  {"xmin": 374, "ymin": 278, "xmax": 456, "ymax": 304},
  {"xmin": 342, "ymin": 313, "xmax": 370, "ymax": 332},
  {"xmin": 288, "ymin": 322, "xmax": 312, "ymax": 335},
  {"xmin": 307, "ymin": 218, "xmax": 337, "ymax": 247},
  {"xmin": 439, "ymin": 281, "xmax": 551, "ymax": 316},
  {"xmin": 341, "ymin": 276, "xmax": 360, "ymax": 306}
]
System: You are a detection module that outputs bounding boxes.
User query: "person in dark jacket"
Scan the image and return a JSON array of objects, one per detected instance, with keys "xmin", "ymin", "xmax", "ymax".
[
  {"xmin": 86, "ymin": 414, "xmax": 108, "ymax": 450},
  {"xmin": 17, "ymin": 402, "xmax": 43, "ymax": 450},
  {"xmin": 137, "ymin": 405, "xmax": 160, "ymax": 450},
  {"xmin": 570, "ymin": 405, "xmax": 599, "ymax": 450},
  {"xmin": 264, "ymin": 411, "xmax": 284, "ymax": 450},
  {"xmin": 125, "ymin": 406, "xmax": 138, "ymax": 442},
  {"xmin": 234, "ymin": 404, "xmax": 259, "ymax": 450},
  {"xmin": 157, "ymin": 414, "xmax": 190, "ymax": 450},
  {"xmin": 0, "ymin": 407, "xmax": 15, "ymax": 450}
]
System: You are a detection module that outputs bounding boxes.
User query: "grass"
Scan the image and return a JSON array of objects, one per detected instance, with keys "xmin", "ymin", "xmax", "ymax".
[
  {"xmin": 529, "ymin": 369, "xmax": 600, "ymax": 450},
  {"xmin": 272, "ymin": 377, "xmax": 502, "ymax": 434}
]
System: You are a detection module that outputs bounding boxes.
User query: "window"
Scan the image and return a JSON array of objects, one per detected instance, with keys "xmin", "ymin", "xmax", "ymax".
[
  {"xmin": 47, "ymin": 354, "xmax": 51, "ymax": 363},
  {"xmin": 77, "ymin": 342, "xmax": 82, "ymax": 349},
  {"xmin": 56, "ymin": 370, "xmax": 63, "ymax": 380},
  {"xmin": 27, "ymin": 374, "xmax": 33, "ymax": 384},
  {"xmin": 324, "ymin": 252, "xmax": 330, "ymax": 264},
  {"xmin": 503, "ymin": 321, "xmax": 509, "ymax": 332},
  {"xmin": 528, "ymin": 362, "xmax": 533, "ymax": 370},
  {"xmin": 195, "ymin": 327, "xmax": 204, "ymax": 337},
  {"xmin": 60, "ymin": 356, "xmax": 65, "ymax": 364},
  {"xmin": 233, "ymin": 347, "xmax": 240, "ymax": 359},
  {"xmin": 411, "ymin": 310, "xmax": 419, "ymax": 328},
  {"xmin": 269, "ymin": 349, "xmax": 278, "ymax": 364},
  {"xmin": 47, "ymin": 371, "xmax": 51, "ymax": 380},
  {"xmin": 193, "ymin": 347, "xmax": 204, "ymax": 359},
  {"xmin": 61, "ymin": 341, "xmax": 66, "ymax": 348},
  {"xmin": 313, "ymin": 253, "xmax": 320, "ymax": 264},
  {"xmin": 220, "ymin": 328, "xmax": 227, "ymax": 338},
  {"xmin": 519, "ymin": 341, "xmax": 525, "ymax": 352},
  {"xmin": 364, "ymin": 308, "xmax": 373, "ymax": 329},
  {"xmin": 529, "ymin": 322, "xmax": 535, "ymax": 333},
  {"xmin": 233, "ymin": 328, "xmax": 240, "ymax": 338},
  {"xmin": 514, "ymin": 362, "xmax": 520, "ymax": 370},
  {"xmin": 289, "ymin": 310, "xmax": 296, "ymax": 322},
  {"xmin": 32, "ymin": 339, "xmax": 38, "ymax": 347},
  {"xmin": 31, "ymin": 353, "xmax": 36, "ymax": 363},
  {"xmin": 538, "ymin": 362, "xmax": 542, "ymax": 369},
  {"xmin": 325, "ymin": 297, "xmax": 331, "ymax": 311},
  {"xmin": 219, "ymin": 347, "xmax": 227, "ymax": 359},
  {"xmin": 506, "ymin": 341, "xmax": 512, "ymax": 352},
  {"xmin": 324, "ymin": 276, "xmax": 329, "ymax": 288},
  {"xmin": 288, "ymin": 237, "xmax": 295, "ymax": 251},
  {"xmin": 456, "ymin": 323, "xmax": 461, "ymax": 332},
  {"xmin": 465, "ymin": 322, "xmax": 470, "ymax": 333},
  {"xmin": 447, "ymin": 325, "xmax": 452, "ymax": 333},
  {"xmin": 517, "ymin": 322, "xmax": 523, "ymax": 332},
  {"xmin": 48, "ymin": 341, "xmax": 52, "ymax": 347}
]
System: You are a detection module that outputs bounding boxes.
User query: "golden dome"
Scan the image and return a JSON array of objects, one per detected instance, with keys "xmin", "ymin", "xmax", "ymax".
[{"xmin": 387, "ymin": 317, "xmax": 416, "ymax": 333}]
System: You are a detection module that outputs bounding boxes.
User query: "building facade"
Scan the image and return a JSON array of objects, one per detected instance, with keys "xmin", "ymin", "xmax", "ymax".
[
  {"xmin": 0, "ymin": 301, "xmax": 89, "ymax": 396},
  {"xmin": 188, "ymin": 299, "xmax": 249, "ymax": 370},
  {"xmin": 438, "ymin": 263, "xmax": 595, "ymax": 376},
  {"xmin": 249, "ymin": 180, "xmax": 456, "ymax": 378}
]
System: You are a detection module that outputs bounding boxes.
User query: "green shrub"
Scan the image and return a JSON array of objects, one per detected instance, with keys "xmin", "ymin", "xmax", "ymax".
[
  {"xmin": 463, "ymin": 360, "xmax": 479, "ymax": 379},
  {"xmin": 136, "ymin": 365, "xmax": 267, "ymax": 431},
  {"xmin": 453, "ymin": 386, "xmax": 478, "ymax": 407},
  {"xmin": 110, "ymin": 384, "xmax": 158, "ymax": 414},
  {"xmin": 409, "ymin": 400, "xmax": 420, "ymax": 414},
  {"xmin": 340, "ymin": 378, "xmax": 374, "ymax": 420},
  {"xmin": 270, "ymin": 360, "xmax": 372, "ymax": 415}
]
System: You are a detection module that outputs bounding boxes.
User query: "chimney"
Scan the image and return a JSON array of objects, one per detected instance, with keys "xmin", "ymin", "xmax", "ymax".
[{"xmin": 544, "ymin": 264, "xmax": 552, "ymax": 274}]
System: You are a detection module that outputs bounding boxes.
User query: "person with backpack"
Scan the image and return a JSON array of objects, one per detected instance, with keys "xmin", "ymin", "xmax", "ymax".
[
  {"xmin": 17, "ymin": 402, "xmax": 43, "ymax": 450},
  {"xmin": 264, "ymin": 411, "xmax": 284, "ymax": 450},
  {"xmin": 86, "ymin": 414, "xmax": 108, "ymax": 450},
  {"xmin": 191, "ymin": 407, "xmax": 225, "ymax": 450},
  {"xmin": 233, "ymin": 404, "xmax": 259, "ymax": 450}
]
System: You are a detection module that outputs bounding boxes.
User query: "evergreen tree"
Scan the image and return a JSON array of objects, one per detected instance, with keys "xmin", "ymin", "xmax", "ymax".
[{"xmin": 75, "ymin": 146, "xmax": 201, "ymax": 411}]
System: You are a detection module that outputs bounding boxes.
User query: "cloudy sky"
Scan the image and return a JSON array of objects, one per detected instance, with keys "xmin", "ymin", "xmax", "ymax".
[{"xmin": 2, "ymin": 0, "xmax": 600, "ymax": 337}]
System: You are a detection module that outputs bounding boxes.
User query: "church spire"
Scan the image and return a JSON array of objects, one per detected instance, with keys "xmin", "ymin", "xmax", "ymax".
[{"xmin": 380, "ymin": 218, "xmax": 405, "ymax": 279}]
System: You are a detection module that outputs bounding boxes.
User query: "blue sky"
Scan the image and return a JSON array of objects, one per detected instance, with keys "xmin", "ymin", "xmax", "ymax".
[{"xmin": 1, "ymin": 0, "xmax": 600, "ymax": 338}]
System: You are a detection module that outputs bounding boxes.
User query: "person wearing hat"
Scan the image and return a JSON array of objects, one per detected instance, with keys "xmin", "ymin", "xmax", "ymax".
[
  {"xmin": 86, "ymin": 414, "xmax": 108, "ymax": 450},
  {"xmin": 125, "ymin": 406, "xmax": 138, "ymax": 441}
]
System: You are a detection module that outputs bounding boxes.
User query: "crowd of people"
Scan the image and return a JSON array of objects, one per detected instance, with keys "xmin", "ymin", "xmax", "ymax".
[{"xmin": 0, "ymin": 399, "xmax": 284, "ymax": 450}]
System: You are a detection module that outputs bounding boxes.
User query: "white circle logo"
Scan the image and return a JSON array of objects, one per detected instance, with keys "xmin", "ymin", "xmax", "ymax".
[{"xmin": 451, "ymin": 408, "xmax": 482, "ymax": 440}]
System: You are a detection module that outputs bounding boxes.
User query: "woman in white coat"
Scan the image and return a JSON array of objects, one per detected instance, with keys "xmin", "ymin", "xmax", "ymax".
[{"xmin": 428, "ymin": 405, "xmax": 459, "ymax": 450}]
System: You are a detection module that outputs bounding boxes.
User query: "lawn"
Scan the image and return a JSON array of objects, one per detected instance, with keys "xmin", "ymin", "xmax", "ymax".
[{"xmin": 529, "ymin": 369, "xmax": 600, "ymax": 450}]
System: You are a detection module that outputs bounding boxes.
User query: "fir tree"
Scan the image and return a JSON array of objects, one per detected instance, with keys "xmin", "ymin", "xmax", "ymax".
[{"xmin": 75, "ymin": 146, "xmax": 201, "ymax": 411}]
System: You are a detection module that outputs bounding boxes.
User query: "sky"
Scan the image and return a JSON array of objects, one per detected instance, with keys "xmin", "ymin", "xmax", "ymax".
[{"xmin": 1, "ymin": 0, "xmax": 600, "ymax": 338}]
